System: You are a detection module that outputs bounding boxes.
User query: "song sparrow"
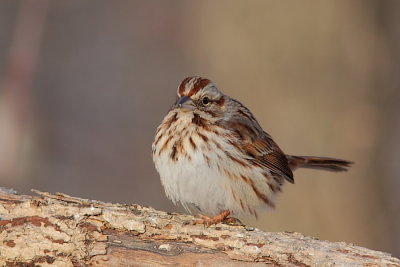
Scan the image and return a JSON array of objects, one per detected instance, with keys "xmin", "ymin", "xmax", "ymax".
[{"xmin": 152, "ymin": 76, "xmax": 352, "ymax": 225}]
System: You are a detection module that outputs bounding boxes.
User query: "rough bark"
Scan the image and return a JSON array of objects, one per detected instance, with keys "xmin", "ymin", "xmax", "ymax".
[{"xmin": 0, "ymin": 189, "xmax": 398, "ymax": 267}]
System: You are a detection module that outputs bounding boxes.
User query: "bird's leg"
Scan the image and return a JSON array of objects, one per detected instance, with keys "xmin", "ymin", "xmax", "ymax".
[{"xmin": 192, "ymin": 210, "xmax": 231, "ymax": 225}]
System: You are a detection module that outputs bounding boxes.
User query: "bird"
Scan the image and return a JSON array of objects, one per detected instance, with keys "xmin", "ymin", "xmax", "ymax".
[{"xmin": 152, "ymin": 76, "xmax": 352, "ymax": 225}]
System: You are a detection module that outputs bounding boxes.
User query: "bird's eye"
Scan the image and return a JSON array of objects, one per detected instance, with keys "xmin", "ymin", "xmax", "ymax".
[{"xmin": 201, "ymin": 97, "xmax": 210, "ymax": 106}]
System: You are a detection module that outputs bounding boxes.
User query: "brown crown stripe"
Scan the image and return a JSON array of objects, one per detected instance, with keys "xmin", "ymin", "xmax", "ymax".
[
  {"xmin": 178, "ymin": 77, "xmax": 192, "ymax": 96},
  {"xmin": 188, "ymin": 78, "xmax": 211, "ymax": 97}
]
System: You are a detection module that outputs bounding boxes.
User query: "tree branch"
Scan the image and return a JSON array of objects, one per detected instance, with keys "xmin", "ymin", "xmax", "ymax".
[{"xmin": 0, "ymin": 189, "xmax": 398, "ymax": 266}]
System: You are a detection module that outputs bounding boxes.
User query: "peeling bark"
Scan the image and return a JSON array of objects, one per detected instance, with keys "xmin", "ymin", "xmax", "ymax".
[{"xmin": 0, "ymin": 189, "xmax": 398, "ymax": 267}]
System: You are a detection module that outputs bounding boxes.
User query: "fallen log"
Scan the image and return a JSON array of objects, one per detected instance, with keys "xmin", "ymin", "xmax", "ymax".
[{"xmin": 0, "ymin": 189, "xmax": 398, "ymax": 266}]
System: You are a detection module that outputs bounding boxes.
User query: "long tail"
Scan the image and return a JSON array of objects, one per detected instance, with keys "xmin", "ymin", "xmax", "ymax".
[{"xmin": 286, "ymin": 155, "xmax": 353, "ymax": 172}]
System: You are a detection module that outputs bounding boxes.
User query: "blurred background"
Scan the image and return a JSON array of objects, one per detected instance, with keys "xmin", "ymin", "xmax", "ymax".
[{"xmin": 1, "ymin": 0, "xmax": 399, "ymax": 258}]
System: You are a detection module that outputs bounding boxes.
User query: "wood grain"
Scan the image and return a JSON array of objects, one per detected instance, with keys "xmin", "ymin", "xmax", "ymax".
[{"xmin": 0, "ymin": 189, "xmax": 398, "ymax": 267}]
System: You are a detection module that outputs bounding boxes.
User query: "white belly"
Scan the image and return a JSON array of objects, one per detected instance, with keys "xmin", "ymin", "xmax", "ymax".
[
  {"xmin": 154, "ymin": 141, "xmax": 231, "ymax": 215},
  {"xmin": 152, "ymin": 111, "xmax": 278, "ymax": 217}
]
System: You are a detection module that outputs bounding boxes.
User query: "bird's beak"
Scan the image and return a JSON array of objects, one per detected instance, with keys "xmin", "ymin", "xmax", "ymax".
[{"xmin": 176, "ymin": 96, "xmax": 195, "ymax": 110}]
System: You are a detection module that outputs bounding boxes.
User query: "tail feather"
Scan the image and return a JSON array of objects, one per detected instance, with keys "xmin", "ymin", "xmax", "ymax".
[{"xmin": 286, "ymin": 155, "xmax": 353, "ymax": 172}]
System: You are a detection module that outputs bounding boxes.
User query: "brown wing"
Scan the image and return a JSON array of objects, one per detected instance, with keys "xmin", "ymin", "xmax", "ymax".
[
  {"xmin": 221, "ymin": 102, "xmax": 294, "ymax": 184},
  {"xmin": 244, "ymin": 133, "xmax": 294, "ymax": 184}
]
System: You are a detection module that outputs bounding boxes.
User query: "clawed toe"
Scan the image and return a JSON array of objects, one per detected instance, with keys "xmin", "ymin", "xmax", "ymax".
[{"xmin": 189, "ymin": 210, "xmax": 234, "ymax": 226}]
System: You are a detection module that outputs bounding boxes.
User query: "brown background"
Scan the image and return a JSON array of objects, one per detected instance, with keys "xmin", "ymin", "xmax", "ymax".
[{"xmin": 1, "ymin": 0, "xmax": 399, "ymax": 258}]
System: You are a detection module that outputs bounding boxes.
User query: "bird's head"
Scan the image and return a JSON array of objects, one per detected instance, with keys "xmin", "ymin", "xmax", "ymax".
[{"xmin": 174, "ymin": 76, "xmax": 227, "ymax": 118}]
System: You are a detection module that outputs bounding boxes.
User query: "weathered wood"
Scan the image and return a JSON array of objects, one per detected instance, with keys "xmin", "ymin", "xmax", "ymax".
[{"xmin": 0, "ymin": 189, "xmax": 399, "ymax": 267}]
